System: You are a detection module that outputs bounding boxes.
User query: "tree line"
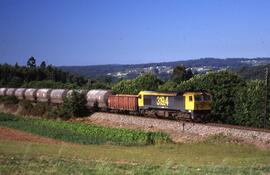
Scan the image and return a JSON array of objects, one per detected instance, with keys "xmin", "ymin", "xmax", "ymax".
[{"xmin": 0, "ymin": 57, "xmax": 110, "ymax": 89}]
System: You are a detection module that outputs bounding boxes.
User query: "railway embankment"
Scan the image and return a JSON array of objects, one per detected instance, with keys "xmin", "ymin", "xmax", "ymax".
[{"xmin": 80, "ymin": 112, "xmax": 270, "ymax": 147}]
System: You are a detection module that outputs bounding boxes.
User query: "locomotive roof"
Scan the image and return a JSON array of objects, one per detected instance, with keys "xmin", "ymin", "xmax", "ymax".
[{"xmin": 140, "ymin": 90, "xmax": 210, "ymax": 96}]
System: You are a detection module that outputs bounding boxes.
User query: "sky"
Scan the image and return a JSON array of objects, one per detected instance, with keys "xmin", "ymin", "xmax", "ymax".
[{"xmin": 0, "ymin": 0, "xmax": 270, "ymax": 66}]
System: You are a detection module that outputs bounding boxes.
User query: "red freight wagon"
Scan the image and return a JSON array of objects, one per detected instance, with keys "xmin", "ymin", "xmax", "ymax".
[{"xmin": 108, "ymin": 95, "xmax": 138, "ymax": 111}]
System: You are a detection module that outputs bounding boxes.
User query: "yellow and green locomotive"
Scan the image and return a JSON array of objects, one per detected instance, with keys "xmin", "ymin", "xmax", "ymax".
[{"xmin": 137, "ymin": 91, "xmax": 212, "ymax": 121}]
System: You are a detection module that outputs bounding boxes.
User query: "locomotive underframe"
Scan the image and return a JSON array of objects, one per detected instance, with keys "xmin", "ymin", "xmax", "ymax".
[{"xmin": 138, "ymin": 107, "xmax": 210, "ymax": 122}]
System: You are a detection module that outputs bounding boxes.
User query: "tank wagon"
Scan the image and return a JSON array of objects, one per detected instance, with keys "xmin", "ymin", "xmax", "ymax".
[
  {"xmin": 66, "ymin": 90, "xmax": 74, "ymax": 98},
  {"xmin": 6, "ymin": 88, "xmax": 16, "ymax": 96},
  {"xmin": 36, "ymin": 89, "xmax": 52, "ymax": 103},
  {"xmin": 0, "ymin": 88, "xmax": 7, "ymax": 96},
  {"xmin": 24, "ymin": 88, "xmax": 38, "ymax": 101},
  {"xmin": 0, "ymin": 87, "xmax": 212, "ymax": 121},
  {"xmin": 15, "ymin": 88, "xmax": 26, "ymax": 100},
  {"xmin": 86, "ymin": 89, "xmax": 113, "ymax": 109},
  {"xmin": 50, "ymin": 89, "xmax": 69, "ymax": 104}
]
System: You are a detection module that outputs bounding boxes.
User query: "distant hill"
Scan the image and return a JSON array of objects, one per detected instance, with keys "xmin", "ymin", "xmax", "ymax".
[{"xmin": 59, "ymin": 57, "xmax": 270, "ymax": 80}]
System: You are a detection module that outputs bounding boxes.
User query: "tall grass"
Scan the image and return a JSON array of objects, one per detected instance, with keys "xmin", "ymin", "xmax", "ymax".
[
  {"xmin": 1, "ymin": 154, "xmax": 270, "ymax": 175},
  {"xmin": 0, "ymin": 113, "xmax": 170, "ymax": 146}
]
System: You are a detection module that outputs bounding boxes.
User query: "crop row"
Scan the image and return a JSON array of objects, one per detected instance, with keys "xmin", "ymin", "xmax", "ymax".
[{"xmin": 0, "ymin": 113, "xmax": 170, "ymax": 146}]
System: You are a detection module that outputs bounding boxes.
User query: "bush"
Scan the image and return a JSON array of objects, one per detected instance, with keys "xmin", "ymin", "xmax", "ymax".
[
  {"xmin": 0, "ymin": 112, "xmax": 20, "ymax": 121},
  {"xmin": 0, "ymin": 96, "xmax": 19, "ymax": 105},
  {"xmin": 18, "ymin": 100, "xmax": 33, "ymax": 115},
  {"xmin": 31, "ymin": 103, "xmax": 50, "ymax": 117},
  {"xmin": 54, "ymin": 91, "xmax": 89, "ymax": 119},
  {"xmin": 18, "ymin": 100, "xmax": 50, "ymax": 117},
  {"xmin": 46, "ymin": 105, "xmax": 71, "ymax": 120}
]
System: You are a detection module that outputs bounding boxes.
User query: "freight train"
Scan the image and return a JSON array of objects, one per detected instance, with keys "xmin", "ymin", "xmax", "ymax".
[{"xmin": 0, "ymin": 88, "xmax": 212, "ymax": 121}]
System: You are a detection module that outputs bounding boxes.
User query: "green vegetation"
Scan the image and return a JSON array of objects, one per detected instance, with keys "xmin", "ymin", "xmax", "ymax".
[
  {"xmin": 49, "ymin": 91, "xmax": 89, "ymax": 119},
  {"xmin": 112, "ymin": 73, "xmax": 162, "ymax": 94},
  {"xmin": 17, "ymin": 100, "xmax": 34, "ymax": 115},
  {"xmin": 112, "ymin": 69, "xmax": 270, "ymax": 128},
  {"xmin": 176, "ymin": 71, "xmax": 246, "ymax": 124},
  {"xmin": 154, "ymin": 70, "xmax": 270, "ymax": 128},
  {"xmin": 1, "ymin": 154, "xmax": 269, "ymax": 175},
  {"xmin": 236, "ymin": 64, "xmax": 270, "ymax": 80},
  {"xmin": 1, "ymin": 58, "xmax": 270, "ymax": 129},
  {"xmin": 9, "ymin": 91, "xmax": 89, "ymax": 119},
  {"xmin": 1, "ymin": 138, "xmax": 270, "ymax": 174},
  {"xmin": 0, "ymin": 113, "xmax": 170, "ymax": 146},
  {"xmin": 17, "ymin": 100, "xmax": 53, "ymax": 118},
  {"xmin": 171, "ymin": 65, "xmax": 193, "ymax": 84},
  {"xmin": 0, "ymin": 57, "xmax": 110, "ymax": 89},
  {"xmin": 0, "ymin": 96, "xmax": 19, "ymax": 106},
  {"xmin": 234, "ymin": 80, "xmax": 267, "ymax": 128},
  {"xmin": 0, "ymin": 57, "xmax": 86, "ymax": 88},
  {"xmin": 106, "ymin": 67, "xmax": 270, "ymax": 129}
]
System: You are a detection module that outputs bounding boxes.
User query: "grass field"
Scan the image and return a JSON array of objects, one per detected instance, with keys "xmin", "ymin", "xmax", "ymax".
[
  {"xmin": 1, "ymin": 139, "xmax": 270, "ymax": 174},
  {"xmin": 1, "ymin": 113, "xmax": 270, "ymax": 174}
]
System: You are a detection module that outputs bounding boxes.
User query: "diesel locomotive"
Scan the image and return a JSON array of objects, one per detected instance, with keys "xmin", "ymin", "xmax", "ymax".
[{"xmin": 0, "ymin": 87, "xmax": 212, "ymax": 121}]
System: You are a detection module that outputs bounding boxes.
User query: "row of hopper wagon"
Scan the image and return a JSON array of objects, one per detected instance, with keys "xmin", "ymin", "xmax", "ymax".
[{"xmin": 0, "ymin": 88, "xmax": 138, "ymax": 111}]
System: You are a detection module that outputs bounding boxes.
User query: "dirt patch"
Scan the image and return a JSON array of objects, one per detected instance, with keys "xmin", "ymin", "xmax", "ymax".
[
  {"xmin": 0, "ymin": 104, "xmax": 18, "ymax": 114},
  {"xmin": 0, "ymin": 127, "xmax": 71, "ymax": 145}
]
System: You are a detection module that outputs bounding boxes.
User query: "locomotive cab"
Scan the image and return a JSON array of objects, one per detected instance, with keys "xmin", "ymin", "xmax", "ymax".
[{"xmin": 183, "ymin": 92, "xmax": 212, "ymax": 120}]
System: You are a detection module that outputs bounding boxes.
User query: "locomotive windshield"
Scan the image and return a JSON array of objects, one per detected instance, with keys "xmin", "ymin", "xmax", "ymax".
[
  {"xmin": 194, "ymin": 94, "xmax": 211, "ymax": 101},
  {"xmin": 194, "ymin": 95, "xmax": 202, "ymax": 101},
  {"xmin": 203, "ymin": 94, "xmax": 211, "ymax": 101}
]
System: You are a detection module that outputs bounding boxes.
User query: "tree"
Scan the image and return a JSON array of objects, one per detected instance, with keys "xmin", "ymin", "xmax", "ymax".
[
  {"xmin": 185, "ymin": 69, "xmax": 193, "ymax": 80},
  {"xmin": 27, "ymin": 56, "xmax": 36, "ymax": 68},
  {"xmin": 15, "ymin": 62, "xmax": 19, "ymax": 69},
  {"xmin": 8, "ymin": 76, "xmax": 23, "ymax": 87},
  {"xmin": 112, "ymin": 79, "xmax": 135, "ymax": 94},
  {"xmin": 112, "ymin": 73, "xmax": 162, "ymax": 94},
  {"xmin": 158, "ymin": 81, "xmax": 177, "ymax": 91},
  {"xmin": 171, "ymin": 65, "xmax": 193, "ymax": 84},
  {"xmin": 60, "ymin": 91, "xmax": 89, "ymax": 118},
  {"xmin": 40, "ymin": 61, "xmax": 46, "ymax": 69},
  {"xmin": 0, "ymin": 60, "xmax": 88, "ymax": 88},
  {"xmin": 134, "ymin": 73, "xmax": 162, "ymax": 93},
  {"xmin": 234, "ymin": 80, "xmax": 269, "ymax": 128}
]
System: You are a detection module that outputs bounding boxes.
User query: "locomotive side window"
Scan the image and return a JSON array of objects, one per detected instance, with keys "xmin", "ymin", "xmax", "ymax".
[
  {"xmin": 203, "ymin": 94, "xmax": 211, "ymax": 101},
  {"xmin": 195, "ymin": 95, "xmax": 202, "ymax": 101},
  {"xmin": 189, "ymin": 96, "xmax": 193, "ymax": 101},
  {"xmin": 144, "ymin": 96, "xmax": 152, "ymax": 105}
]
